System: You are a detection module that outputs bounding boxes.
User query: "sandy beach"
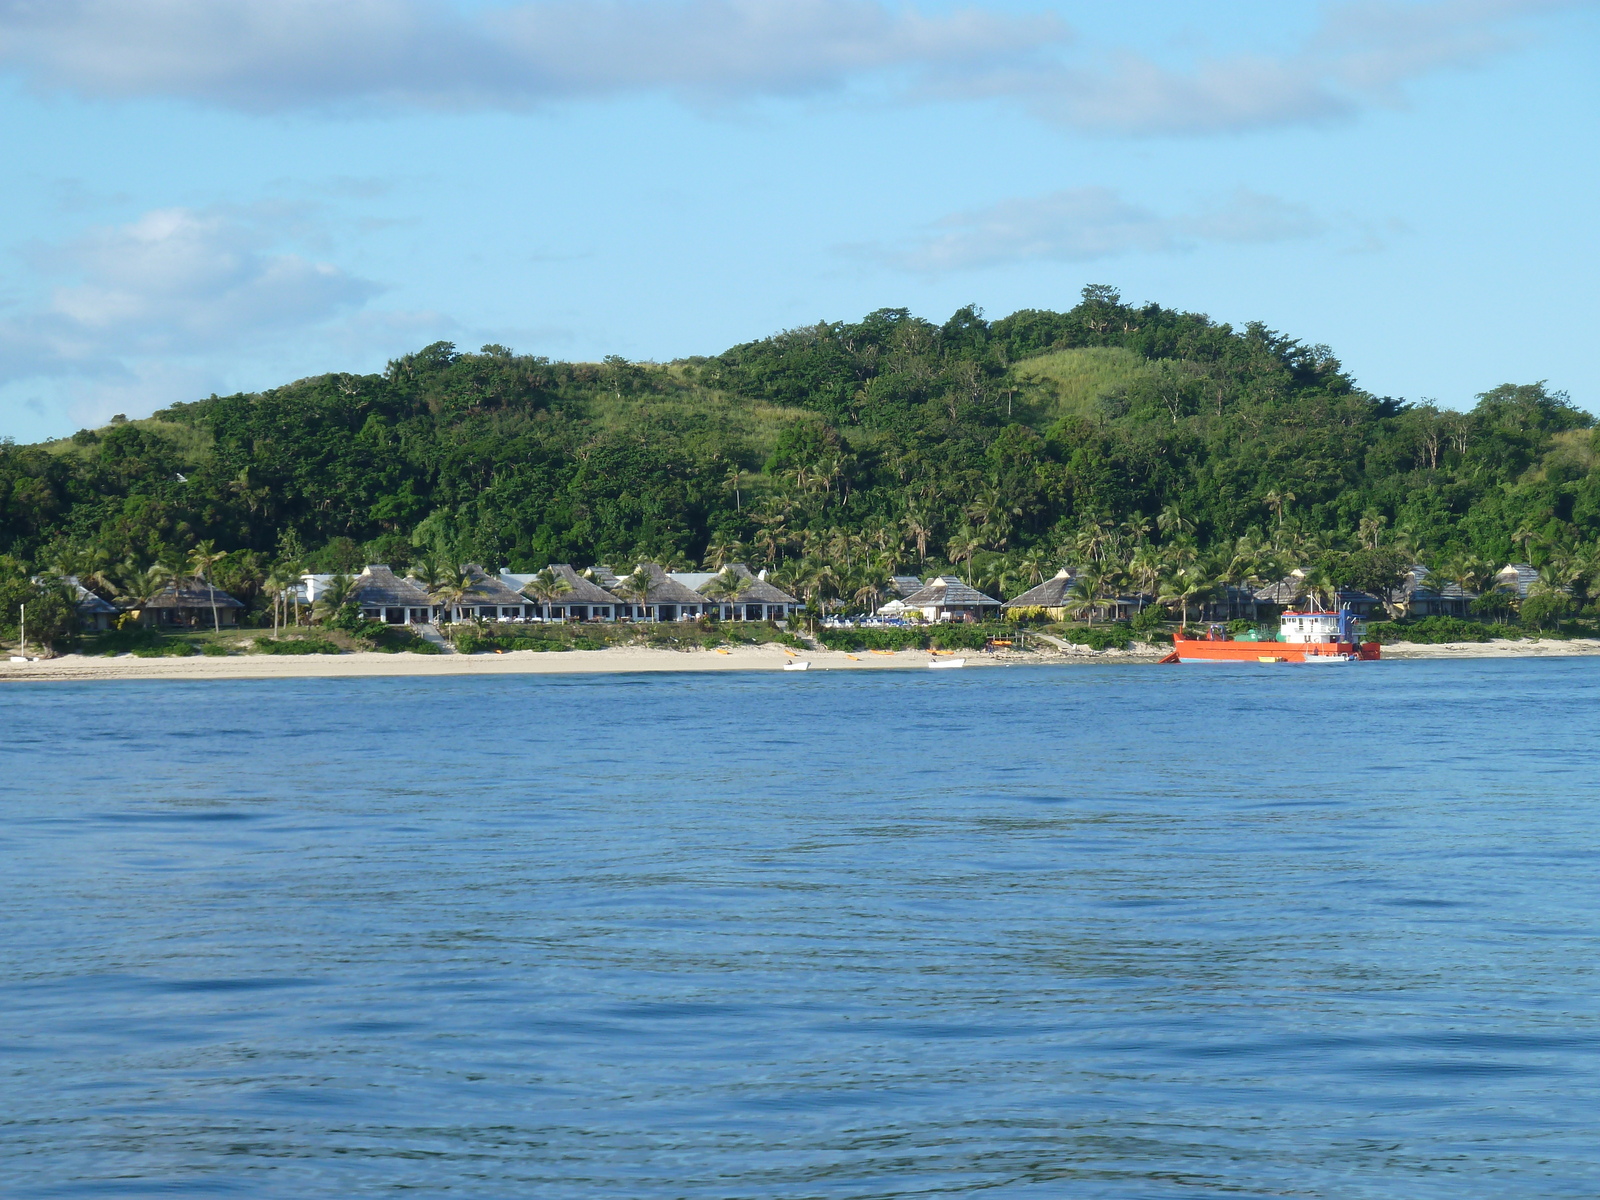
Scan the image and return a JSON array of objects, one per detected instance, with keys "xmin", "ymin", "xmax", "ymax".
[
  {"xmin": 3, "ymin": 637, "xmax": 1594, "ymax": 683},
  {"xmin": 1379, "ymin": 638, "xmax": 1600, "ymax": 659},
  {"xmin": 0, "ymin": 641, "xmax": 1148, "ymax": 683}
]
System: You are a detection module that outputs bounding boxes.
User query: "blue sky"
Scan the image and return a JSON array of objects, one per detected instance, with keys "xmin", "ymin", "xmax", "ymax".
[{"xmin": 1, "ymin": 0, "xmax": 1596, "ymax": 443}]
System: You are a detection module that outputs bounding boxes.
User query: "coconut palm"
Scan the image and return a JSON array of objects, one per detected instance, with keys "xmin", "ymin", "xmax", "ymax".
[
  {"xmin": 1127, "ymin": 544, "xmax": 1163, "ymax": 613},
  {"xmin": 1159, "ymin": 566, "xmax": 1213, "ymax": 629},
  {"xmin": 523, "ymin": 566, "xmax": 573, "ymax": 620},
  {"xmin": 902, "ymin": 508, "xmax": 933, "ymax": 563},
  {"xmin": 702, "ymin": 536, "xmax": 745, "ymax": 571},
  {"xmin": 615, "ymin": 565, "xmax": 656, "ymax": 621},
  {"xmin": 1067, "ymin": 567, "xmax": 1108, "ymax": 627},
  {"xmin": 428, "ymin": 565, "xmax": 472, "ymax": 626},
  {"xmin": 186, "ymin": 540, "xmax": 227, "ymax": 632},
  {"xmin": 945, "ymin": 526, "xmax": 983, "ymax": 584},
  {"xmin": 1262, "ymin": 490, "xmax": 1295, "ymax": 528},
  {"xmin": 114, "ymin": 560, "xmax": 174, "ymax": 624},
  {"xmin": 1157, "ymin": 504, "xmax": 1194, "ymax": 541},
  {"xmin": 262, "ymin": 566, "xmax": 293, "ymax": 637},
  {"xmin": 701, "ymin": 567, "xmax": 747, "ymax": 615}
]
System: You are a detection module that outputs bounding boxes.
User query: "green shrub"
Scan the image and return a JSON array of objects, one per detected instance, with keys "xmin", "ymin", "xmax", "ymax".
[
  {"xmin": 87, "ymin": 626, "xmax": 162, "ymax": 655},
  {"xmin": 1059, "ymin": 623, "xmax": 1133, "ymax": 651},
  {"xmin": 253, "ymin": 636, "xmax": 343, "ymax": 655},
  {"xmin": 928, "ymin": 623, "xmax": 994, "ymax": 651},
  {"xmin": 817, "ymin": 626, "xmax": 928, "ymax": 652},
  {"xmin": 1129, "ymin": 607, "xmax": 1165, "ymax": 633},
  {"xmin": 200, "ymin": 642, "xmax": 231, "ymax": 657},
  {"xmin": 367, "ymin": 625, "xmax": 440, "ymax": 653},
  {"xmin": 131, "ymin": 641, "xmax": 196, "ymax": 658},
  {"xmin": 1520, "ymin": 593, "xmax": 1573, "ymax": 631}
]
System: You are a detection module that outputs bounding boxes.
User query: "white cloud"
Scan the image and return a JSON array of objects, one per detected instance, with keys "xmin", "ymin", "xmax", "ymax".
[
  {"xmin": 0, "ymin": 0, "xmax": 1066, "ymax": 111},
  {"xmin": 0, "ymin": 206, "xmax": 379, "ymax": 389},
  {"xmin": 0, "ymin": 0, "xmax": 1580, "ymax": 132},
  {"xmin": 940, "ymin": 0, "xmax": 1587, "ymax": 134},
  {"xmin": 875, "ymin": 187, "xmax": 1325, "ymax": 273}
]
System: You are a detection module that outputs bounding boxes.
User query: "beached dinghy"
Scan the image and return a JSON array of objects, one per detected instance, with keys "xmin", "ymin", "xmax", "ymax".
[
  {"xmin": 927, "ymin": 657, "xmax": 965, "ymax": 669},
  {"xmin": 783, "ymin": 660, "xmax": 811, "ymax": 671}
]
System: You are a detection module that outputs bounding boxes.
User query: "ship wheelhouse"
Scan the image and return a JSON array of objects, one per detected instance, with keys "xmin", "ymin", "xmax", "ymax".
[{"xmin": 1280, "ymin": 610, "xmax": 1361, "ymax": 644}]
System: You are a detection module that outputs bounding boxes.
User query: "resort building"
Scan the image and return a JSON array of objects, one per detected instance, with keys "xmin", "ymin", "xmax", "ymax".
[
  {"xmin": 135, "ymin": 581, "xmax": 246, "ymax": 627},
  {"xmin": 1254, "ymin": 571, "xmax": 1385, "ymax": 618},
  {"xmin": 55, "ymin": 576, "xmax": 121, "ymax": 632},
  {"xmin": 1002, "ymin": 568, "xmax": 1078, "ymax": 620},
  {"xmin": 499, "ymin": 565, "xmax": 623, "ymax": 621},
  {"xmin": 899, "ymin": 576, "xmax": 1003, "ymax": 622},
  {"xmin": 348, "ymin": 565, "xmax": 437, "ymax": 625},
  {"xmin": 685, "ymin": 563, "xmax": 801, "ymax": 621},
  {"xmin": 1397, "ymin": 564, "xmax": 1476, "ymax": 617},
  {"xmin": 1494, "ymin": 563, "xmax": 1540, "ymax": 598},
  {"xmin": 441, "ymin": 566, "xmax": 538, "ymax": 622}
]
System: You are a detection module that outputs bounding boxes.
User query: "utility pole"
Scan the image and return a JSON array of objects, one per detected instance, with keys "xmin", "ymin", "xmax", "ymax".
[{"xmin": 18, "ymin": 602, "xmax": 25, "ymax": 659}]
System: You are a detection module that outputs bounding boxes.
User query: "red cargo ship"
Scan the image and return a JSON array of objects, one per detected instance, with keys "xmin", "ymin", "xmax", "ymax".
[{"xmin": 1163, "ymin": 609, "xmax": 1380, "ymax": 663}]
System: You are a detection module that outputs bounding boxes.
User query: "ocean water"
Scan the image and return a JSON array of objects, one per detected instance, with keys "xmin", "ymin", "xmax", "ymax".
[{"xmin": 2, "ymin": 659, "xmax": 1599, "ymax": 1198}]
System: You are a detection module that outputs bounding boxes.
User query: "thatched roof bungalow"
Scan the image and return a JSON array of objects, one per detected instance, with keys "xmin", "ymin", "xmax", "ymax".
[
  {"xmin": 1494, "ymin": 563, "xmax": 1539, "ymax": 599},
  {"xmin": 439, "ymin": 566, "xmax": 536, "ymax": 622},
  {"xmin": 588, "ymin": 563, "xmax": 715, "ymax": 620},
  {"xmin": 901, "ymin": 576, "xmax": 1002, "ymax": 622},
  {"xmin": 56, "ymin": 576, "xmax": 121, "ymax": 632},
  {"xmin": 348, "ymin": 566, "xmax": 436, "ymax": 624},
  {"xmin": 500, "ymin": 565, "xmax": 624, "ymax": 620},
  {"xmin": 1399, "ymin": 564, "xmax": 1476, "ymax": 617},
  {"xmin": 136, "ymin": 580, "xmax": 245, "ymax": 627},
  {"xmin": 690, "ymin": 564, "xmax": 800, "ymax": 621},
  {"xmin": 1002, "ymin": 568, "xmax": 1077, "ymax": 619}
]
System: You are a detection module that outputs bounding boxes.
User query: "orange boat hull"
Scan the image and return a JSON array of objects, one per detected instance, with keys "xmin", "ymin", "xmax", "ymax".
[{"xmin": 1169, "ymin": 635, "xmax": 1380, "ymax": 663}]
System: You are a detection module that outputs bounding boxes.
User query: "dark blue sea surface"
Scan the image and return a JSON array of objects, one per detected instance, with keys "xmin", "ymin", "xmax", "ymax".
[{"xmin": 3, "ymin": 659, "xmax": 1599, "ymax": 1198}]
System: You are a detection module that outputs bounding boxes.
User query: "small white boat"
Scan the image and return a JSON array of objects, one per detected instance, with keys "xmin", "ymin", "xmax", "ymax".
[
  {"xmin": 1302, "ymin": 653, "xmax": 1357, "ymax": 664},
  {"xmin": 783, "ymin": 660, "xmax": 811, "ymax": 671},
  {"xmin": 927, "ymin": 657, "xmax": 966, "ymax": 669}
]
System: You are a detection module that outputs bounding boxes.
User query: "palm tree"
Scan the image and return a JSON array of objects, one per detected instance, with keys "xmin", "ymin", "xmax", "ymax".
[
  {"xmin": 902, "ymin": 508, "xmax": 933, "ymax": 563},
  {"xmin": 427, "ymin": 565, "xmax": 472, "ymax": 627},
  {"xmin": 615, "ymin": 565, "xmax": 655, "ymax": 621},
  {"xmin": 1159, "ymin": 566, "xmax": 1213, "ymax": 630},
  {"xmin": 702, "ymin": 536, "xmax": 745, "ymax": 571},
  {"xmin": 262, "ymin": 566, "xmax": 292, "ymax": 637},
  {"xmin": 186, "ymin": 540, "xmax": 227, "ymax": 632},
  {"xmin": 701, "ymin": 567, "xmax": 746, "ymax": 616},
  {"xmin": 1128, "ymin": 544, "xmax": 1163, "ymax": 613},
  {"xmin": 1018, "ymin": 546, "xmax": 1051, "ymax": 586},
  {"xmin": 1511, "ymin": 522, "xmax": 1541, "ymax": 563},
  {"xmin": 945, "ymin": 526, "xmax": 983, "ymax": 583},
  {"xmin": 114, "ymin": 560, "xmax": 174, "ymax": 625},
  {"xmin": 1157, "ymin": 504, "xmax": 1194, "ymax": 541},
  {"xmin": 799, "ymin": 560, "xmax": 840, "ymax": 630},
  {"xmin": 1067, "ymin": 566, "xmax": 1108, "ymax": 627},
  {"xmin": 723, "ymin": 466, "xmax": 745, "ymax": 512},
  {"xmin": 1263, "ymin": 490, "xmax": 1295, "ymax": 529},
  {"xmin": 523, "ymin": 566, "xmax": 573, "ymax": 620}
]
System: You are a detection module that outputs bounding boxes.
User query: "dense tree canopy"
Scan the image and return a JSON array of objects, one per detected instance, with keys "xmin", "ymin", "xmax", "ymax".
[{"xmin": 3, "ymin": 286, "xmax": 1597, "ymax": 629}]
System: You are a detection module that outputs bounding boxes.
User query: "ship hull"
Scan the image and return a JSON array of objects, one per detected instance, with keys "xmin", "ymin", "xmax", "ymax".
[{"xmin": 1168, "ymin": 636, "xmax": 1380, "ymax": 663}]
